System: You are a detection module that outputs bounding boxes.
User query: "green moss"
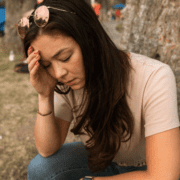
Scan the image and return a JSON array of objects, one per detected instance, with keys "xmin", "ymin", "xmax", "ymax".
[{"xmin": 116, "ymin": 23, "xmax": 123, "ymax": 33}]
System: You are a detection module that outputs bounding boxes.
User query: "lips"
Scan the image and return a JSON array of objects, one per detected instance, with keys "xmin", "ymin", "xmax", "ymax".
[{"xmin": 65, "ymin": 79, "xmax": 75, "ymax": 83}]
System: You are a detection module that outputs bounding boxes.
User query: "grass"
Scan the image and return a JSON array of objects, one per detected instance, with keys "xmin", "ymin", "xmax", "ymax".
[
  {"xmin": 0, "ymin": 38, "xmax": 39, "ymax": 180},
  {"xmin": 0, "ymin": 37, "xmax": 82, "ymax": 180}
]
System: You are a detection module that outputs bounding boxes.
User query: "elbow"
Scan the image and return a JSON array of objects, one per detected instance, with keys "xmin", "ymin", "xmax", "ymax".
[
  {"xmin": 39, "ymin": 152, "xmax": 50, "ymax": 158},
  {"xmin": 37, "ymin": 148, "xmax": 51, "ymax": 158},
  {"xmin": 39, "ymin": 151, "xmax": 54, "ymax": 158},
  {"xmin": 39, "ymin": 148, "xmax": 59, "ymax": 158}
]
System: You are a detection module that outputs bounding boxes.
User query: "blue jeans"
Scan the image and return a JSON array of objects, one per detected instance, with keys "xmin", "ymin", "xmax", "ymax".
[{"xmin": 27, "ymin": 141, "xmax": 177, "ymax": 180}]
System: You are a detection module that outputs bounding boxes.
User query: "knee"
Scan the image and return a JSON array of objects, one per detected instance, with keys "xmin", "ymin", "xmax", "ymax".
[{"xmin": 27, "ymin": 154, "xmax": 48, "ymax": 180}]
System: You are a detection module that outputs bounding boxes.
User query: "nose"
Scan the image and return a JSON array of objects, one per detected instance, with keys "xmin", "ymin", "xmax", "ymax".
[{"xmin": 52, "ymin": 61, "xmax": 68, "ymax": 80}]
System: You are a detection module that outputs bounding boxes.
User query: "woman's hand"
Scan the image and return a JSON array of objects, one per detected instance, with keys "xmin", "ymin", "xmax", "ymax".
[{"xmin": 27, "ymin": 46, "xmax": 58, "ymax": 97}]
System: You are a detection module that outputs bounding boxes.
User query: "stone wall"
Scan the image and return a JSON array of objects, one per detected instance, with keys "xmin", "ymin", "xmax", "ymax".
[{"xmin": 118, "ymin": 0, "xmax": 180, "ymax": 119}]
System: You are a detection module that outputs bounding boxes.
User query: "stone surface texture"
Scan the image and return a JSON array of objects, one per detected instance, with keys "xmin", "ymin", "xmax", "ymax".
[
  {"xmin": 66, "ymin": 0, "xmax": 180, "ymax": 144},
  {"xmin": 118, "ymin": 0, "xmax": 180, "ymax": 119}
]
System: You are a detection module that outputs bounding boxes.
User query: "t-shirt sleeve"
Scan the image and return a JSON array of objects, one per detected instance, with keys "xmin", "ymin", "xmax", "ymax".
[
  {"xmin": 54, "ymin": 91, "xmax": 73, "ymax": 122},
  {"xmin": 143, "ymin": 65, "xmax": 180, "ymax": 137}
]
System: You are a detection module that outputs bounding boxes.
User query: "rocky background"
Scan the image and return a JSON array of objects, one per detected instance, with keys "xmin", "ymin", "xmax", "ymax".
[{"xmin": 118, "ymin": 0, "xmax": 180, "ymax": 119}]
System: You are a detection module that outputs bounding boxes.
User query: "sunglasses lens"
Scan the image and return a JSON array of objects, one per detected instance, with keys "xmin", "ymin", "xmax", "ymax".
[
  {"xmin": 34, "ymin": 5, "xmax": 49, "ymax": 27},
  {"xmin": 17, "ymin": 17, "xmax": 30, "ymax": 39}
]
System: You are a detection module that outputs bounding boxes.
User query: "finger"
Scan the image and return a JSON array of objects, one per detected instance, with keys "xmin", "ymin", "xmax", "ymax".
[
  {"xmin": 27, "ymin": 46, "xmax": 34, "ymax": 57},
  {"xmin": 30, "ymin": 59, "xmax": 40, "ymax": 77},
  {"xmin": 28, "ymin": 53, "xmax": 40, "ymax": 72},
  {"xmin": 27, "ymin": 50, "xmax": 39, "ymax": 64}
]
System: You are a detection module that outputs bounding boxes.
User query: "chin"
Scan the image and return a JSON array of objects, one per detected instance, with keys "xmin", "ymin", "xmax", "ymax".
[
  {"xmin": 70, "ymin": 83, "xmax": 85, "ymax": 90},
  {"xmin": 71, "ymin": 86, "xmax": 83, "ymax": 90}
]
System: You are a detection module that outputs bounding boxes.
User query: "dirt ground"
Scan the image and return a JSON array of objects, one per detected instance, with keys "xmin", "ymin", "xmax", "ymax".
[{"xmin": 0, "ymin": 38, "xmax": 82, "ymax": 180}]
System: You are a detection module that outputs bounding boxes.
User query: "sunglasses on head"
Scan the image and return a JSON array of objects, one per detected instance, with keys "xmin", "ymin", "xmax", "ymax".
[{"xmin": 17, "ymin": 5, "xmax": 76, "ymax": 39}]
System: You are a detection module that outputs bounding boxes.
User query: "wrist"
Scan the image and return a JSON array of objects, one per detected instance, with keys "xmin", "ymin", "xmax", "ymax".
[
  {"xmin": 38, "ymin": 93, "xmax": 54, "ymax": 115},
  {"xmin": 38, "ymin": 92, "xmax": 54, "ymax": 100},
  {"xmin": 37, "ymin": 109, "xmax": 53, "ymax": 116}
]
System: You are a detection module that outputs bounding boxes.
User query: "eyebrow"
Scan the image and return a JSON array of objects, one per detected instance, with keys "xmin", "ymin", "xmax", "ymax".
[{"xmin": 52, "ymin": 48, "xmax": 69, "ymax": 59}]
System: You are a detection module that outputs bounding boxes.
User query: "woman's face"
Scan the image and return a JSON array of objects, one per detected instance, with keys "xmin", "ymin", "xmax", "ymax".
[{"xmin": 31, "ymin": 34, "xmax": 86, "ymax": 90}]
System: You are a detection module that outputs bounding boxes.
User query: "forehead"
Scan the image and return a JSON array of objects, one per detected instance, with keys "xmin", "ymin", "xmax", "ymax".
[
  {"xmin": 31, "ymin": 35, "xmax": 78, "ymax": 61},
  {"xmin": 31, "ymin": 34, "xmax": 77, "ymax": 59},
  {"xmin": 31, "ymin": 34, "xmax": 72, "ymax": 47}
]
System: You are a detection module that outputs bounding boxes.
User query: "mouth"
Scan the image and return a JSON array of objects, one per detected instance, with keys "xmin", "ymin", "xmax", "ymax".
[
  {"xmin": 66, "ymin": 79, "xmax": 76, "ymax": 86},
  {"xmin": 65, "ymin": 79, "xmax": 75, "ymax": 83},
  {"xmin": 58, "ymin": 79, "xmax": 75, "ymax": 84}
]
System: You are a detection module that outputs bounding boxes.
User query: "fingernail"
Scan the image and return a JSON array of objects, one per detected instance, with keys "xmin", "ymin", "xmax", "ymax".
[
  {"xmin": 36, "ymin": 55, "xmax": 39, "ymax": 59},
  {"xmin": 29, "ymin": 48, "xmax": 33, "ymax": 53},
  {"xmin": 35, "ymin": 61, "xmax": 38, "ymax": 65}
]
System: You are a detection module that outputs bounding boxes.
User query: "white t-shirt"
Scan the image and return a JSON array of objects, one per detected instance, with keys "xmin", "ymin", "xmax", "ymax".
[{"xmin": 54, "ymin": 52, "xmax": 180, "ymax": 167}]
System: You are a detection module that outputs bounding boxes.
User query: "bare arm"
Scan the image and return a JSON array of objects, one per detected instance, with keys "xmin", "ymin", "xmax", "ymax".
[
  {"xmin": 34, "ymin": 93, "xmax": 62, "ymax": 157},
  {"xmin": 27, "ymin": 47, "xmax": 71, "ymax": 157}
]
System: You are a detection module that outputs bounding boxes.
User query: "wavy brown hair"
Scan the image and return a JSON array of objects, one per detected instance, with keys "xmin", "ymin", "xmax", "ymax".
[{"xmin": 23, "ymin": 0, "xmax": 136, "ymax": 173}]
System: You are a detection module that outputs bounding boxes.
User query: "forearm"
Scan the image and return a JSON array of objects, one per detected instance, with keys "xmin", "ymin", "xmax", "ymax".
[
  {"xmin": 95, "ymin": 170, "xmax": 179, "ymax": 180},
  {"xmin": 95, "ymin": 170, "xmax": 153, "ymax": 180},
  {"xmin": 34, "ymin": 93, "xmax": 61, "ymax": 157}
]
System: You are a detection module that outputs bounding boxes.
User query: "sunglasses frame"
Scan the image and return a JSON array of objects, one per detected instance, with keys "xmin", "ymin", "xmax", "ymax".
[{"xmin": 17, "ymin": 5, "xmax": 76, "ymax": 39}]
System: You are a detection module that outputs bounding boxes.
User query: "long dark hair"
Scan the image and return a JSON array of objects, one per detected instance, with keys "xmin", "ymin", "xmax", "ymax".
[{"xmin": 23, "ymin": 0, "xmax": 136, "ymax": 173}]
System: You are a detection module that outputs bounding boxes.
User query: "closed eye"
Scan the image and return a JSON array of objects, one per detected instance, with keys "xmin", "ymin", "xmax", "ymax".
[
  {"xmin": 63, "ymin": 55, "xmax": 71, "ymax": 62},
  {"xmin": 39, "ymin": 55, "xmax": 71, "ymax": 69}
]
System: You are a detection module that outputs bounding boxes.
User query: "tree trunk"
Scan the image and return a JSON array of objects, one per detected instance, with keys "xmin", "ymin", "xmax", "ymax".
[
  {"xmin": 2, "ymin": 0, "xmax": 36, "ymax": 55},
  {"xmin": 118, "ymin": 0, "xmax": 180, "ymax": 118}
]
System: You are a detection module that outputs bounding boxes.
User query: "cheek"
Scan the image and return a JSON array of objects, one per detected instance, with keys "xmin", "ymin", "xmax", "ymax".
[
  {"xmin": 71, "ymin": 55, "xmax": 84, "ymax": 74},
  {"xmin": 75, "ymin": 61, "xmax": 84, "ymax": 76}
]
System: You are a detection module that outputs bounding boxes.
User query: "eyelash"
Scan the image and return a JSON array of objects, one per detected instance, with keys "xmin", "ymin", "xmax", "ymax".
[
  {"xmin": 42, "ymin": 56, "xmax": 71, "ymax": 68},
  {"xmin": 63, "ymin": 55, "xmax": 71, "ymax": 62}
]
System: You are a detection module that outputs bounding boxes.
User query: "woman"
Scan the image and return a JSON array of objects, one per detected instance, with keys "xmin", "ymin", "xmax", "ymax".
[{"xmin": 17, "ymin": 0, "xmax": 180, "ymax": 180}]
